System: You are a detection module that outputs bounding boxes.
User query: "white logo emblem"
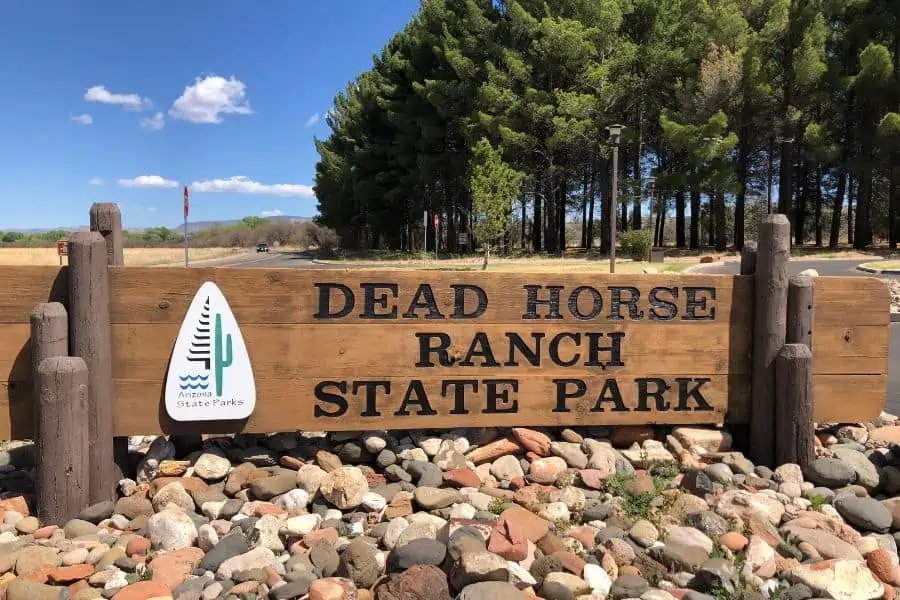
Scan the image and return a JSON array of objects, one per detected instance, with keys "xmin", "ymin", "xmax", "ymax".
[{"xmin": 164, "ymin": 281, "xmax": 256, "ymax": 422}]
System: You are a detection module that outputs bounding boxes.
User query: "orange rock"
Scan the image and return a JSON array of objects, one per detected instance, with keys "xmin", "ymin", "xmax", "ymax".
[
  {"xmin": 304, "ymin": 527, "xmax": 339, "ymax": 547},
  {"xmin": 512, "ymin": 428, "xmax": 552, "ymax": 457},
  {"xmin": 149, "ymin": 477, "xmax": 207, "ymax": 496},
  {"xmin": 868, "ymin": 549, "xmax": 896, "ymax": 585},
  {"xmin": 67, "ymin": 579, "xmax": 89, "ymax": 596},
  {"xmin": 719, "ymin": 532, "xmax": 748, "ymax": 552},
  {"xmin": 0, "ymin": 496, "xmax": 29, "ymax": 516},
  {"xmin": 619, "ymin": 565, "xmax": 641, "ymax": 577},
  {"xmin": 309, "ymin": 577, "xmax": 357, "ymax": 600},
  {"xmin": 499, "ymin": 506, "xmax": 549, "ymax": 542},
  {"xmin": 33, "ymin": 526, "xmax": 58, "ymax": 539},
  {"xmin": 443, "ymin": 469, "xmax": 481, "ymax": 488},
  {"xmin": 149, "ymin": 547, "xmax": 204, "ymax": 590},
  {"xmin": 254, "ymin": 502, "xmax": 286, "ymax": 517},
  {"xmin": 465, "ymin": 438, "xmax": 524, "ymax": 464},
  {"xmin": 229, "ymin": 581, "xmax": 259, "ymax": 594},
  {"xmin": 126, "ymin": 537, "xmax": 151, "ymax": 557},
  {"xmin": 551, "ymin": 551, "xmax": 586, "ymax": 575},
  {"xmin": 870, "ymin": 426, "xmax": 900, "ymax": 445},
  {"xmin": 488, "ymin": 518, "xmax": 528, "ymax": 561},
  {"xmin": 21, "ymin": 565, "xmax": 54, "ymax": 583},
  {"xmin": 280, "ymin": 456, "xmax": 305, "ymax": 470},
  {"xmin": 111, "ymin": 580, "xmax": 173, "ymax": 599},
  {"xmin": 48, "ymin": 564, "xmax": 95, "ymax": 584}
]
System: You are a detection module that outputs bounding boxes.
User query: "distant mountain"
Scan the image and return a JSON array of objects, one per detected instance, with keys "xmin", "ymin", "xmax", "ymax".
[{"xmin": 175, "ymin": 215, "xmax": 313, "ymax": 234}]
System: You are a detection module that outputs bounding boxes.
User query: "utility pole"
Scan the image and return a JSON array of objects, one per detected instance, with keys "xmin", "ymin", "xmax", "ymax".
[
  {"xmin": 606, "ymin": 124, "xmax": 624, "ymax": 273},
  {"xmin": 183, "ymin": 186, "xmax": 189, "ymax": 267}
]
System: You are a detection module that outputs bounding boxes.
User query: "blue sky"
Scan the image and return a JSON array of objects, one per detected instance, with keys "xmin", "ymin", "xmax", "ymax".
[{"xmin": 0, "ymin": 1, "xmax": 420, "ymax": 230}]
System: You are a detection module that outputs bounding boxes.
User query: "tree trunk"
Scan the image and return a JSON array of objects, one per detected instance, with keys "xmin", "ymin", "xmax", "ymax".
[
  {"xmin": 587, "ymin": 156, "xmax": 596, "ymax": 249},
  {"xmin": 676, "ymin": 189, "xmax": 686, "ymax": 247},
  {"xmin": 690, "ymin": 180, "xmax": 700, "ymax": 249},
  {"xmin": 482, "ymin": 246, "xmax": 489, "ymax": 270},
  {"xmin": 715, "ymin": 189, "xmax": 726, "ymax": 251},
  {"xmin": 558, "ymin": 172, "xmax": 566, "ymax": 253},
  {"xmin": 848, "ymin": 175, "xmax": 855, "ymax": 246},
  {"xmin": 659, "ymin": 201, "xmax": 666, "ymax": 246},
  {"xmin": 767, "ymin": 136, "xmax": 775, "ymax": 214},
  {"xmin": 814, "ymin": 167, "xmax": 823, "ymax": 247},
  {"xmin": 600, "ymin": 157, "xmax": 611, "ymax": 252},
  {"xmin": 829, "ymin": 170, "xmax": 846, "ymax": 248},
  {"xmin": 632, "ymin": 110, "xmax": 644, "ymax": 230},
  {"xmin": 533, "ymin": 175, "xmax": 543, "ymax": 251},
  {"xmin": 892, "ymin": 167, "xmax": 899, "ymax": 250},
  {"xmin": 521, "ymin": 193, "xmax": 527, "ymax": 251},
  {"xmin": 795, "ymin": 161, "xmax": 808, "ymax": 246},
  {"xmin": 581, "ymin": 168, "xmax": 589, "ymax": 248},
  {"xmin": 854, "ymin": 171, "xmax": 872, "ymax": 249},
  {"xmin": 707, "ymin": 194, "xmax": 715, "ymax": 248},
  {"xmin": 735, "ymin": 99, "xmax": 751, "ymax": 249}
]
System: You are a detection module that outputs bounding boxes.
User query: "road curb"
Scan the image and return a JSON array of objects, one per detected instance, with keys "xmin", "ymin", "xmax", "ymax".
[
  {"xmin": 856, "ymin": 263, "xmax": 900, "ymax": 275},
  {"xmin": 684, "ymin": 261, "xmax": 726, "ymax": 273}
]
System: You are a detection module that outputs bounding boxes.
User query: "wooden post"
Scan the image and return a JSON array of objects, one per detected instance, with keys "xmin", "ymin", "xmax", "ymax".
[
  {"xmin": 68, "ymin": 231, "xmax": 116, "ymax": 504},
  {"xmin": 30, "ymin": 303, "xmax": 68, "ymax": 380},
  {"xmin": 787, "ymin": 275, "xmax": 814, "ymax": 346},
  {"xmin": 35, "ymin": 356, "xmax": 90, "ymax": 525},
  {"xmin": 775, "ymin": 344, "xmax": 814, "ymax": 466},
  {"xmin": 740, "ymin": 242, "xmax": 757, "ymax": 276},
  {"xmin": 89, "ymin": 202, "xmax": 129, "ymax": 480},
  {"xmin": 89, "ymin": 202, "xmax": 124, "ymax": 267},
  {"xmin": 751, "ymin": 214, "xmax": 790, "ymax": 467}
]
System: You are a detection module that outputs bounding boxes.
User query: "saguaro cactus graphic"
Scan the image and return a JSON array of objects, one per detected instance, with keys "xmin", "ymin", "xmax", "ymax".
[{"xmin": 214, "ymin": 312, "xmax": 232, "ymax": 396}]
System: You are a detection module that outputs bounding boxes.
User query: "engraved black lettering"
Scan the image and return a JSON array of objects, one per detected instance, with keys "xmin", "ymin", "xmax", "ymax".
[
  {"xmin": 505, "ymin": 333, "xmax": 544, "ymax": 367},
  {"xmin": 683, "ymin": 287, "xmax": 716, "ymax": 321},
  {"xmin": 361, "ymin": 283, "xmax": 398, "ymax": 319},
  {"xmin": 649, "ymin": 287, "xmax": 678, "ymax": 321},
  {"xmin": 352, "ymin": 380, "xmax": 389, "ymax": 417},
  {"xmin": 416, "ymin": 333, "xmax": 452, "ymax": 367},
  {"xmin": 460, "ymin": 333, "xmax": 500, "ymax": 367},
  {"xmin": 567, "ymin": 286, "xmax": 603, "ymax": 320},
  {"xmin": 635, "ymin": 377, "xmax": 671, "ymax": 411},
  {"xmin": 676, "ymin": 378, "xmax": 713, "ymax": 410},
  {"xmin": 549, "ymin": 333, "xmax": 581, "ymax": 367},
  {"xmin": 584, "ymin": 332, "xmax": 625, "ymax": 369},
  {"xmin": 522, "ymin": 285, "xmax": 564, "ymax": 319},
  {"xmin": 442, "ymin": 380, "xmax": 478, "ymax": 415},
  {"xmin": 484, "ymin": 379, "xmax": 519, "ymax": 413},
  {"xmin": 313, "ymin": 283, "xmax": 354, "ymax": 319},
  {"xmin": 553, "ymin": 378, "xmax": 586, "ymax": 413},
  {"xmin": 608, "ymin": 286, "xmax": 644, "ymax": 320},
  {"xmin": 394, "ymin": 380, "xmax": 437, "ymax": 416},
  {"xmin": 591, "ymin": 379, "xmax": 628, "ymax": 412},
  {"xmin": 402, "ymin": 284, "xmax": 444, "ymax": 319},
  {"xmin": 451, "ymin": 284, "xmax": 488, "ymax": 319},
  {"xmin": 314, "ymin": 381, "xmax": 348, "ymax": 417}
]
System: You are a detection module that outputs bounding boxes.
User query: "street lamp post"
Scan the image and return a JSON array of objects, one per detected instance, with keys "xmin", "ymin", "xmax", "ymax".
[{"xmin": 606, "ymin": 124, "xmax": 624, "ymax": 273}]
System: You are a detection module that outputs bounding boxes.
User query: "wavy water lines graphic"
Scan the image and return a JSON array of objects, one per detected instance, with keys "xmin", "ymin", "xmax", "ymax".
[{"xmin": 178, "ymin": 374, "xmax": 210, "ymax": 390}]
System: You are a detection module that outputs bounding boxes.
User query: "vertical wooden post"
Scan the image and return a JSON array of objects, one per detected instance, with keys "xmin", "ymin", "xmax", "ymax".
[
  {"xmin": 751, "ymin": 214, "xmax": 790, "ymax": 467},
  {"xmin": 30, "ymin": 303, "xmax": 68, "ymax": 380},
  {"xmin": 68, "ymin": 231, "xmax": 116, "ymax": 504},
  {"xmin": 787, "ymin": 275, "xmax": 814, "ymax": 346},
  {"xmin": 89, "ymin": 202, "xmax": 124, "ymax": 267},
  {"xmin": 89, "ymin": 202, "xmax": 129, "ymax": 481},
  {"xmin": 775, "ymin": 344, "xmax": 814, "ymax": 466},
  {"xmin": 35, "ymin": 356, "xmax": 90, "ymax": 525},
  {"xmin": 740, "ymin": 242, "xmax": 757, "ymax": 275}
]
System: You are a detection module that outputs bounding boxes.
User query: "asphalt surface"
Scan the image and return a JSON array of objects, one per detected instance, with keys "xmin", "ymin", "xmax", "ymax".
[
  {"xmin": 192, "ymin": 250, "xmax": 331, "ymax": 269},
  {"xmin": 694, "ymin": 258, "xmax": 899, "ymax": 416}
]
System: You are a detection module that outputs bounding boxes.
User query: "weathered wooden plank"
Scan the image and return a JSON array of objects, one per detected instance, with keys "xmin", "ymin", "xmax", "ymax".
[
  {"xmin": 106, "ymin": 268, "xmax": 752, "ymax": 325},
  {"xmin": 0, "ymin": 267, "xmax": 68, "ymax": 323}
]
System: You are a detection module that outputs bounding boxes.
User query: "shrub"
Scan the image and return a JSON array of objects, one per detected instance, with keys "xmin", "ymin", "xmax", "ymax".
[{"xmin": 619, "ymin": 229, "xmax": 653, "ymax": 261}]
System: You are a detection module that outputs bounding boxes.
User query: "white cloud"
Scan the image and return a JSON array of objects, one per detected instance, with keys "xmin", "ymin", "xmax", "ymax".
[
  {"xmin": 305, "ymin": 113, "xmax": 319, "ymax": 127},
  {"xmin": 261, "ymin": 209, "xmax": 284, "ymax": 217},
  {"xmin": 72, "ymin": 113, "xmax": 93, "ymax": 125},
  {"xmin": 117, "ymin": 175, "xmax": 178, "ymax": 189},
  {"xmin": 191, "ymin": 176, "xmax": 314, "ymax": 198},
  {"xmin": 169, "ymin": 75, "xmax": 252, "ymax": 124},
  {"xmin": 147, "ymin": 206, "xmax": 157, "ymax": 213},
  {"xmin": 89, "ymin": 177, "xmax": 104, "ymax": 186},
  {"xmin": 140, "ymin": 112, "xmax": 165, "ymax": 131},
  {"xmin": 84, "ymin": 85, "xmax": 152, "ymax": 111}
]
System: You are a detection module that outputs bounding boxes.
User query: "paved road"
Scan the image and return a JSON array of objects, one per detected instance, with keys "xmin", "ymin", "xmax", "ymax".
[
  {"xmin": 694, "ymin": 258, "xmax": 900, "ymax": 416},
  {"xmin": 191, "ymin": 250, "xmax": 330, "ymax": 269}
]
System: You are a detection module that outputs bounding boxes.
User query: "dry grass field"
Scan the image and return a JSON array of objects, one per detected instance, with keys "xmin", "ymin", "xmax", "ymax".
[
  {"xmin": 316, "ymin": 255, "xmax": 697, "ymax": 273},
  {"xmin": 0, "ymin": 247, "xmax": 243, "ymax": 266}
]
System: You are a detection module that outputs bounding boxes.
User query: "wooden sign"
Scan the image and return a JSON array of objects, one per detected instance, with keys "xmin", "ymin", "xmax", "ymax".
[{"xmin": 0, "ymin": 267, "xmax": 889, "ymax": 437}]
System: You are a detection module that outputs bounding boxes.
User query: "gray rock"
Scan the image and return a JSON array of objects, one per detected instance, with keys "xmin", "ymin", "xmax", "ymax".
[
  {"xmin": 682, "ymin": 470, "xmax": 716, "ymax": 495},
  {"xmin": 448, "ymin": 527, "xmax": 487, "ymax": 561},
  {"xmin": 650, "ymin": 542, "xmax": 708, "ymax": 572},
  {"xmin": 385, "ymin": 464, "xmax": 413, "ymax": 483},
  {"xmin": 550, "ymin": 442, "xmax": 588, "ymax": 469},
  {"xmin": 686, "ymin": 511, "xmax": 729, "ymax": 538},
  {"xmin": 804, "ymin": 458, "xmax": 856, "ymax": 488},
  {"xmin": 5, "ymin": 579, "xmax": 65, "ymax": 600},
  {"xmin": 834, "ymin": 495, "xmax": 892, "ymax": 533},
  {"xmin": 248, "ymin": 473, "xmax": 296, "ymax": 500},
  {"xmin": 783, "ymin": 583, "xmax": 814, "ymax": 600},
  {"xmin": 392, "ymin": 539, "xmax": 447, "ymax": 570},
  {"xmin": 77, "ymin": 501, "xmax": 115, "ymax": 524},
  {"xmin": 309, "ymin": 540, "xmax": 340, "ymax": 577},
  {"xmin": 407, "ymin": 461, "xmax": 443, "ymax": 487},
  {"xmin": 541, "ymin": 572, "xmax": 591, "ymax": 600},
  {"xmin": 414, "ymin": 487, "xmax": 461, "ymax": 510},
  {"xmin": 63, "ymin": 519, "xmax": 99, "ymax": 538},
  {"xmin": 705, "ymin": 463, "xmax": 734, "ymax": 484},
  {"xmin": 692, "ymin": 557, "xmax": 737, "ymax": 594},
  {"xmin": 199, "ymin": 532, "xmax": 250, "ymax": 571},
  {"xmin": 610, "ymin": 573, "xmax": 649, "ymax": 599},
  {"xmin": 337, "ymin": 537, "xmax": 380, "ymax": 588},
  {"xmin": 230, "ymin": 446, "xmax": 279, "ymax": 467},
  {"xmin": 832, "ymin": 448, "xmax": 880, "ymax": 491},
  {"xmin": 376, "ymin": 450, "xmax": 397, "ymax": 469},
  {"xmin": 595, "ymin": 526, "xmax": 626, "ymax": 544},
  {"xmin": 804, "ymin": 487, "xmax": 835, "ymax": 503},
  {"xmin": 458, "ymin": 581, "xmax": 527, "ymax": 600},
  {"xmin": 448, "ymin": 551, "xmax": 509, "ymax": 591},
  {"xmin": 271, "ymin": 579, "xmax": 312, "ymax": 599}
]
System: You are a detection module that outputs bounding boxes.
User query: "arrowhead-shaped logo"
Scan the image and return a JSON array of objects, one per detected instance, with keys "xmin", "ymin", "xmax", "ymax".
[{"xmin": 165, "ymin": 281, "xmax": 256, "ymax": 422}]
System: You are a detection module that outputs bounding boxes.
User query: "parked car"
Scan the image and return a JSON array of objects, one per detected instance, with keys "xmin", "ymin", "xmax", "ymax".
[{"xmin": 256, "ymin": 242, "xmax": 269, "ymax": 253}]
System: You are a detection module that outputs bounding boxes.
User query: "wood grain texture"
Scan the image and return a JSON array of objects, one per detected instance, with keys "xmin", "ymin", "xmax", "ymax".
[
  {"xmin": 788, "ymin": 276, "xmax": 814, "ymax": 347},
  {"xmin": 751, "ymin": 215, "xmax": 791, "ymax": 466},
  {"xmin": 68, "ymin": 232, "xmax": 116, "ymax": 503},
  {"xmin": 0, "ymin": 266, "xmax": 890, "ymax": 438},
  {"xmin": 35, "ymin": 356, "xmax": 89, "ymax": 525},
  {"xmin": 775, "ymin": 344, "xmax": 814, "ymax": 467}
]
